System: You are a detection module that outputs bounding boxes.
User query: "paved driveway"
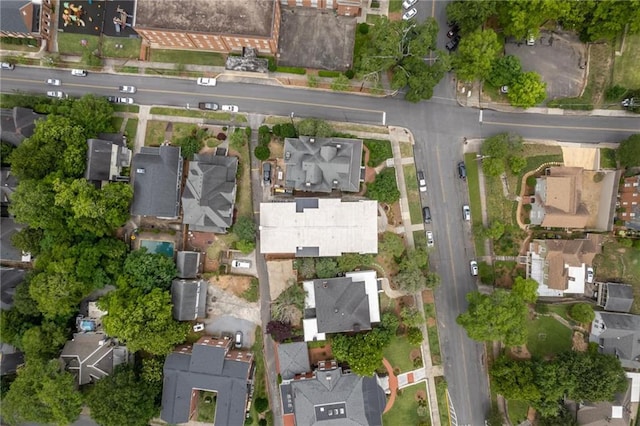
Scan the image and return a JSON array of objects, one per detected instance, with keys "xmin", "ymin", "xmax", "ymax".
[{"xmin": 505, "ymin": 30, "xmax": 587, "ymax": 99}]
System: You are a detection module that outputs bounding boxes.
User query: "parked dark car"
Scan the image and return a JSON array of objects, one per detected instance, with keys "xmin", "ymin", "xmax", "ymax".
[
  {"xmin": 423, "ymin": 206, "xmax": 432, "ymax": 224},
  {"xmin": 446, "ymin": 35, "xmax": 461, "ymax": 51},
  {"xmin": 447, "ymin": 23, "xmax": 460, "ymax": 38},
  {"xmin": 198, "ymin": 102, "xmax": 219, "ymax": 110},
  {"xmin": 263, "ymin": 162, "xmax": 272, "ymax": 183},
  {"xmin": 457, "ymin": 161, "xmax": 467, "ymax": 180}
]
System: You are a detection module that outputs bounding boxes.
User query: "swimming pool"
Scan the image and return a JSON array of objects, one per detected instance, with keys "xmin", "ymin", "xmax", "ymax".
[{"xmin": 140, "ymin": 240, "xmax": 175, "ymax": 257}]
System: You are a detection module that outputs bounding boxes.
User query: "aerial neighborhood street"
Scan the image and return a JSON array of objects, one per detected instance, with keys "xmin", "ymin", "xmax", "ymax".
[{"xmin": 1, "ymin": 1, "xmax": 640, "ymax": 426}]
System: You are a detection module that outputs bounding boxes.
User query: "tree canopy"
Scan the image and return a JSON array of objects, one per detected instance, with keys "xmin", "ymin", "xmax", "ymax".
[
  {"xmin": 487, "ymin": 55, "xmax": 522, "ymax": 88},
  {"xmin": 511, "ymin": 277, "xmax": 539, "ymax": 304},
  {"xmin": 453, "ymin": 29, "xmax": 502, "ymax": 82},
  {"xmin": 121, "ymin": 247, "xmax": 177, "ymax": 293},
  {"xmin": 446, "ymin": 0, "xmax": 497, "ymax": 34},
  {"xmin": 618, "ymin": 134, "xmax": 640, "ymax": 168},
  {"xmin": 367, "ymin": 168, "xmax": 400, "ymax": 204},
  {"xmin": 507, "ymin": 71, "xmax": 547, "ymax": 108}
]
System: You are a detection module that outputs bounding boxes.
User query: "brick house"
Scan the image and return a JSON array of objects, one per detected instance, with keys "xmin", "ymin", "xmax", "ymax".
[
  {"xmin": 0, "ymin": 0, "xmax": 54, "ymax": 48},
  {"xmin": 279, "ymin": 0, "xmax": 364, "ymax": 16},
  {"xmin": 617, "ymin": 175, "xmax": 640, "ymax": 230}
]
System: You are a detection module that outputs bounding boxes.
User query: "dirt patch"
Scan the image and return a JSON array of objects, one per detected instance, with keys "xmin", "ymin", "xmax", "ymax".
[
  {"xmin": 426, "ymin": 317, "xmax": 436, "ymax": 327},
  {"xmin": 509, "ymin": 345, "xmax": 532, "ymax": 360},
  {"xmin": 410, "ymin": 349, "xmax": 422, "ymax": 362},
  {"xmin": 422, "ymin": 290, "xmax": 434, "ymax": 303},
  {"xmin": 266, "ymin": 260, "xmax": 297, "ymax": 300},
  {"xmin": 384, "ymin": 202, "xmax": 403, "ymax": 227},
  {"xmin": 572, "ymin": 331, "xmax": 588, "ymax": 352},
  {"xmin": 527, "ymin": 406, "xmax": 537, "ymax": 422},
  {"xmin": 309, "ymin": 344, "xmax": 333, "ymax": 365},
  {"xmin": 415, "ymin": 390, "xmax": 427, "ymax": 401},
  {"xmin": 209, "ymin": 275, "xmax": 252, "ymax": 297}
]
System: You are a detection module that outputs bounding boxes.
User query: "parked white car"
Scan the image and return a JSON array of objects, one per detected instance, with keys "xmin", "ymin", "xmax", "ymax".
[
  {"xmin": 197, "ymin": 77, "xmax": 217, "ymax": 86},
  {"xmin": 119, "ymin": 85, "xmax": 136, "ymax": 93},
  {"xmin": 221, "ymin": 104, "xmax": 239, "ymax": 112},
  {"xmin": 462, "ymin": 205, "xmax": 471, "ymax": 221},
  {"xmin": 426, "ymin": 231, "xmax": 434, "ymax": 248},
  {"xmin": 47, "ymin": 91, "xmax": 66, "ymax": 99},
  {"xmin": 586, "ymin": 267, "xmax": 594, "ymax": 283},
  {"xmin": 71, "ymin": 69, "xmax": 87, "ymax": 76},
  {"xmin": 231, "ymin": 259, "xmax": 251, "ymax": 269},
  {"xmin": 402, "ymin": 7, "xmax": 417, "ymax": 20},
  {"xmin": 470, "ymin": 260, "xmax": 479, "ymax": 276},
  {"xmin": 402, "ymin": 0, "xmax": 418, "ymax": 9},
  {"xmin": 46, "ymin": 78, "xmax": 61, "ymax": 86}
]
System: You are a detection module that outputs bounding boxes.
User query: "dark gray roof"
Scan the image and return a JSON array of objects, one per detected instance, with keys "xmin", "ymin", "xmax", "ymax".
[
  {"xmin": 287, "ymin": 368, "xmax": 386, "ymax": 426},
  {"xmin": 0, "ymin": 343, "xmax": 24, "ymax": 375},
  {"xmin": 0, "ymin": 267, "xmax": 25, "ymax": 310},
  {"xmin": 0, "ymin": 217, "xmax": 23, "ymax": 262},
  {"xmin": 0, "ymin": 107, "xmax": 46, "ymax": 146},
  {"xmin": 1, "ymin": 167, "xmax": 18, "ymax": 205},
  {"xmin": 284, "ymin": 137, "xmax": 363, "ymax": 193},
  {"xmin": 60, "ymin": 333, "xmax": 130, "ymax": 386},
  {"xmin": 277, "ymin": 342, "xmax": 310, "ymax": 380},
  {"xmin": 595, "ymin": 313, "xmax": 640, "ymax": 369},
  {"xmin": 176, "ymin": 251, "xmax": 201, "ymax": 279},
  {"xmin": 0, "ymin": 0, "xmax": 39, "ymax": 34},
  {"xmin": 85, "ymin": 138, "xmax": 131, "ymax": 182},
  {"xmin": 161, "ymin": 339, "xmax": 252, "ymax": 425},
  {"xmin": 182, "ymin": 154, "xmax": 237, "ymax": 233},
  {"xmin": 130, "ymin": 145, "xmax": 182, "ymax": 218},
  {"xmin": 312, "ymin": 277, "xmax": 371, "ymax": 334},
  {"xmin": 602, "ymin": 283, "xmax": 634, "ymax": 313},
  {"xmin": 171, "ymin": 279, "xmax": 207, "ymax": 321}
]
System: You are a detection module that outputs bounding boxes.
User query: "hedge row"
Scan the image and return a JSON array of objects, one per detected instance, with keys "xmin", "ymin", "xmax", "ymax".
[{"xmin": 276, "ymin": 66, "xmax": 306, "ymax": 75}]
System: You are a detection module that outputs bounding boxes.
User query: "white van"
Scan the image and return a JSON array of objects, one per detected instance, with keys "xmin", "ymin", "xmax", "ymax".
[
  {"xmin": 71, "ymin": 69, "xmax": 87, "ymax": 77},
  {"xmin": 231, "ymin": 259, "xmax": 251, "ymax": 269}
]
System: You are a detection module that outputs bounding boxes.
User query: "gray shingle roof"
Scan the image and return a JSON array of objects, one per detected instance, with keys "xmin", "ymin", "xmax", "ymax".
[
  {"xmin": 286, "ymin": 368, "xmax": 386, "ymax": 426},
  {"xmin": 171, "ymin": 279, "xmax": 207, "ymax": 321},
  {"xmin": 277, "ymin": 342, "xmax": 310, "ymax": 380},
  {"xmin": 312, "ymin": 277, "xmax": 371, "ymax": 334},
  {"xmin": 0, "ymin": 0, "xmax": 39, "ymax": 34},
  {"xmin": 85, "ymin": 138, "xmax": 131, "ymax": 182},
  {"xmin": 59, "ymin": 333, "xmax": 130, "ymax": 386},
  {"xmin": 601, "ymin": 283, "xmax": 634, "ymax": 313},
  {"xmin": 161, "ymin": 338, "xmax": 253, "ymax": 425},
  {"xmin": 591, "ymin": 312, "xmax": 640, "ymax": 369},
  {"xmin": 176, "ymin": 251, "xmax": 201, "ymax": 279},
  {"xmin": 0, "ymin": 107, "xmax": 46, "ymax": 146},
  {"xmin": 131, "ymin": 145, "xmax": 182, "ymax": 218},
  {"xmin": 284, "ymin": 137, "xmax": 363, "ymax": 193},
  {"xmin": 0, "ymin": 167, "xmax": 18, "ymax": 205},
  {"xmin": 182, "ymin": 154, "xmax": 237, "ymax": 233},
  {"xmin": 0, "ymin": 267, "xmax": 25, "ymax": 310},
  {"xmin": 0, "ymin": 217, "xmax": 23, "ymax": 262}
]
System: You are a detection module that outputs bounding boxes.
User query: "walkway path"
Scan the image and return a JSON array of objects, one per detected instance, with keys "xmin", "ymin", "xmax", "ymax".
[{"xmin": 382, "ymin": 358, "xmax": 399, "ymax": 414}]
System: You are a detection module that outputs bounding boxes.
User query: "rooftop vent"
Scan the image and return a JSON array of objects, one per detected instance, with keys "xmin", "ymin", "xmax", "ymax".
[
  {"xmin": 309, "ymin": 137, "xmax": 315, "ymax": 143},
  {"xmin": 305, "ymin": 182, "xmax": 311, "ymax": 187},
  {"xmin": 335, "ymin": 144, "xmax": 341, "ymax": 148},
  {"xmin": 285, "ymin": 151, "xmax": 291, "ymax": 160}
]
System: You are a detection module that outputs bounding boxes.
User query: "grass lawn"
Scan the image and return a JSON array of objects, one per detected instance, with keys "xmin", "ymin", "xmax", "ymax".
[
  {"xmin": 383, "ymin": 334, "xmax": 421, "ymax": 374},
  {"xmin": 112, "ymin": 104, "xmax": 139, "ymax": 113},
  {"xmin": 525, "ymin": 316, "xmax": 572, "ymax": 358},
  {"xmin": 464, "ymin": 154, "xmax": 485, "ymax": 256},
  {"xmin": 424, "ymin": 303, "xmax": 441, "ymax": 365},
  {"xmin": 149, "ymin": 106, "xmax": 247, "ymax": 123},
  {"xmin": 197, "ymin": 391, "xmax": 217, "ymax": 422},
  {"xmin": 435, "ymin": 377, "xmax": 450, "ymax": 426},
  {"xmin": 124, "ymin": 118, "xmax": 138, "ymax": 140},
  {"xmin": 249, "ymin": 327, "xmax": 269, "ymax": 426},
  {"xmin": 231, "ymin": 129, "xmax": 253, "ymax": 218},
  {"xmin": 241, "ymin": 278, "xmax": 259, "ymax": 303},
  {"xmin": 145, "ymin": 120, "xmax": 168, "ymax": 146},
  {"xmin": 413, "ymin": 230, "xmax": 426, "ymax": 248},
  {"xmin": 382, "ymin": 383, "xmax": 429, "ymax": 426},
  {"xmin": 57, "ymin": 33, "xmax": 100, "ymax": 55},
  {"xmin": 111, "ymin": 117, "xmax": 124, "ymax": 133},
  {"xmin": 206, "ymin": 233, "xmax": 238, "ymax": 265},
  {"xmin": 507, "ymin": 399, "xmax": 529, "ymax": 424},
  {"xmin": 114, "ymin": 65, "xmax": 139, "ymax": 74},
  {"xmin": 0, "ymin": 39, "xmax": 39, "ymax": 52},
  {"xmin": 364, "ymin": 139, "xmax": 392, "ymax": 167},
  {"xmin": 101, "ymin": 36, "xmax": 141, "ymax": 59},
  {"xmin": 399, "ymin": 143, "xmax": 413, "ymax": 158},
  {"xmin": 593, "ymin": 238, "xmax": 640, "ymax": 314},
  {"xmin": 403, "ymin": 165, "xmax": 423, "ymax": 225},
  {"xmin": 613, "ymin": 33, "xmax": 640, "ymax": 89},
  {"xmin": 149, "ymin": 49, "xmax": 226, "ymax": 66},
  {"xmin": 546, "ymin": 304, "xmax": 571, "ymax": 321},
  {"xmin": 171, "ymin": 123, "xmax": 199, "ymax": 141},
  {"xmin": 600, "ymin": 148, "xmax": 617, "ymax": 169},
  {"xmin": 389, "ymin": 0, "xmax": 402, "ymax": 13}
]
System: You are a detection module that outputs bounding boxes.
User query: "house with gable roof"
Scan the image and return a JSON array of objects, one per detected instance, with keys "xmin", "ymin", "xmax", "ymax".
[
  {"xmin": 0, "ymin": 107, "xmax": 46, "ymax": 146},
  {"xmin": 596, "ymin": 283, "xmax": 634, "ymax": 313},
  {"xmin": 84, "ymin": 136, "xmax": 132, "ymax": 187},
  {"xmin": 182, "ymin": 153, "xmax": 237, "ymax": 234},
  {"xmin": 590, "ymin": 312, "xmax": 640, "ymax": 370}
]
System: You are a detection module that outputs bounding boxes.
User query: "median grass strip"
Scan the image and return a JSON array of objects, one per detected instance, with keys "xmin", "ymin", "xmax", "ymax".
[
  {"xmin": 150, "ymin": 106, "xmax": 247, "ymax": 123},
  {"xmin": 112, "ymin": 104, "xmax": 139, "ymax": 113},
  {"xmin": 435, "ymin": 377, "xmax": 451, "ymax": 426},
  {"xmin": 403, "ymin": 164, "xmax": 423, "ymax": 224},
  {"xmin": 424, "ymin": 303, "xmax": 441, "ymax": 365},
  {"xmin": 464, "ymin": 153, "xmax": 485, "ymax": 256}
]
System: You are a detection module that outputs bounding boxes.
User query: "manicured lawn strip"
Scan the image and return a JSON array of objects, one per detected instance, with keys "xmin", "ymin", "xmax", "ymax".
[
  {"xmin": 145, "ymin": 120, "xmax": 167, "ymax": 146},
  {"xmin": 435, "ymin": 377, "xmax": 451, "ymax": 426},
  {"xmin": 101, "ymin": 36, "xmax": 141, "ymax": 59},
  {"xmin": 112, "ymin": 104, "xmax": 139, "ymax": 113},
  {"xmin": 593, "ymin": 240, "xmax": 640, "ymax": 314},
  {"xmin": 507, "ymin": 399, "xmax": 529, "ymax": 424},
  {"xmin": 485, "ymin": 173, "xmax": 515, "ymax": 226},
  {"xmin": 111, "ymin": 117, "xmax": 124, "ymax": 133},
  {"xmin": 413, "ymin": 230, "xmax": 426, "ymax": 248},
  {"xmin": 424, "ymin": 303, "xmax": 441, "ymax": 365},
  {"xmin": 0, "ymin": 40, "xmax": 38, "ymax": 51},
  {"xmin": 249, "ymin": 327, "xmax": 268, "ymax": 426},
  {"xmin": 57, "ymin": 33, "xmax": 100, "ymax": 55},
  {"xmin": 172, "ymin": 123, "xmax": 199, "ymax": 140},
  {"xmin": 233, "ymin": 129, "xmax": 253, "ymax": 219},
  {"xmin": 382, "ymin": 383, "xmax": 426, "ymax": 426},
  {"xmin": 525, "ymin": 316, "xmax": 572, "ymax": 358},
  {"xmin": 464, "ymin": 153, "xmax": 485, "ymax": 256},
  {"xmin": 404, "ymin": 164, "xmax": 423, "ymax": 224},
  {"xmin": 149, "ymin": 49, "xmax": 226, "ymax": 66},
  {"xmin": 389, "ymin": 0, "xmax": 402, "ymax": 13},
  {"xmin": 613, "ymin": 33, "xmax": 640, "ymax": 89},
  {"xmin": 150, "ymin": 106, "xmax": 247, "ymax": 123},
  {"xmin": 114, "ymin": 66, "xmax": 139, "ymax": 74},
  {"xmin": 197, "ymin": 391, "xmax": 217, "ymax": 422},
  {"xmin": 399, "ymin": 143, "xmax": 414, "ymax": 158},
  {"xmin": 383, "ymin": 334, "xmax": 421, "ymax": 373},
  {"xmin": 600, "ymin": 148, "xmax": 617, "ymax": 169},
  {"xmin": 364, "ymin": 139, "xmax": 393, "ymax": 167},
  {"xmin": 124, "ymin": 118, "xmax": 138, "ymax": 140}
]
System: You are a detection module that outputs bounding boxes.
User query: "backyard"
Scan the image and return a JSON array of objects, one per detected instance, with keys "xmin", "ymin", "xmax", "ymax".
[
  {"xmin": 593, "ymin": 237, "xmax": 640, "ymax": 314},
  {"xmin": 524, "ymin": 316, "xmax": 572, "ymax": 358}
]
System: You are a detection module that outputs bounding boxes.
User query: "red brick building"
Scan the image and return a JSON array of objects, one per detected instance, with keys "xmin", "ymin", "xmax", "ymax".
[
  {"xmin": 617, "ymin": 175, "xmax": 640, "ymax": 229},
  {"xmin": 0, "ymin": 0, "xmax": 54, "ymax": 48},
  {"xmin": 134, "ymin": 0, "xmax": 281, "ymax": 56},
  {"xmin": 280, "ymin": 0, "xmax": 363, "ymax": 16}
]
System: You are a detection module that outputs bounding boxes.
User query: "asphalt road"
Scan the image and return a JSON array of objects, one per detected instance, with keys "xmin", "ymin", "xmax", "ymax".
[{"xmin": 1, "ymin": 63, "xmax": 638, "ymax": 426}]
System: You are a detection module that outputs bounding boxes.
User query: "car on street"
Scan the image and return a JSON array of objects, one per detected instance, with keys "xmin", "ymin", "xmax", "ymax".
[
  {"xmin": 402, "ymin": 0, "xmax": 418, "ymax": 9},
  {"xmin": 586, "ymin": 267, "xmax": 594, "ymax": 283},
  {"xmin": 263, "ymin": 162, "xmax": 272, "ymax": 183},
  {"xmin": 457, "ymin": 161, "xmax": 467, "ymax": 180},
  {"xmin": 423, "ymin": 206, "xmax": 432, "ymax": 224},
  {"xmin": 196, "ymin": 77, "xmax": 217, "ymax": 86},
  {"xmin": 47, "ymin": 91, "xmax": 66, "ymax": 99},
  {"xmin": 1, "ymin": 62, "xmax": 15, "ymax": 70},
  {"xmin": 402, "ymin": 8, "xmax": 417, "ymax": 20},
  {"xmin": 446, "ymin": 35, "xmax": 461, "ymax": 51},
  {"xmin": 119, "ymin": 85, "xmax": 136, "ymax": 94},
  {"xmin": 462, "ymin": 205, "xmax": 471, "ymax": 221},
  {"xmin": 426, "ymin": 231, "xmax": 434, "ymax": 248},
  {"xmin": 231, "ymin": 259, "xmax": 251, "ymax": 269},
  {"xmin": 447, "ymin": 23, "xmax": 460, "ymax": 38},
  {"xmin": 234, "ymin": 331, "xmax": 243, "ymax": 349},
  {"xmin": 46, "ymin": 78, "xmax": 61, "ymax": 86},
  {"xmin": 198, "ymin": 102, "xmax": 219, "ymax": 110},
  {"xmin": 71, "ymin": 69, "xmax": 87, "ymax": 77},
  {"xmin": 470, "ymin": 260, "xmax": 479, "ymax": 276},
  {"xmin": 417, "ymin": 170, "xmax": 427, "ymax": 192},
  {"xmin": 221, "ymin": 104, "xmax": 239, "ymax": 112},
  {"xmin": 107, "ymin": 96, "xmax": 134, "ymax": 104}
]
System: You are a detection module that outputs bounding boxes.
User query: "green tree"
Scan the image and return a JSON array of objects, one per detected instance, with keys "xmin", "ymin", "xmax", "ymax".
[
  {"xmin": 0, "ymin": 307, "xmax": 40, "ymax": 350},
  {"xmin": 508, "ymin": 155, "xmax": 527, "ymax": 174},
  {"xmin": 233, "ymin": 216, "xmax": 256, "ymax": 242},
  {"xmin": 482, "ymin": 132, "xmax": 522, "ymax": 159},
  {"xmin": 482, "ymin": 157, "xmax": 505, "ymax": 177},
  {"xmin": 577, "ymin": 0, "xmax": 640, "ymax": 42},
  {"xmin": 296, "ymin": 257, "xmax": 316, "ymax": 279},
  {"xmin": 174, "ymin": 134, "xmax": 201, "ymax": 160},
  {"xmin": 254, "ymin": 397, "xmax": 269, "ymax": 413},
  {"xmin": 485, "ymin": 220, "xmax": 506, "ymax": 240},
  {"xmin": 512, "ymin": 277, "xmax": 539, "ymax": 303},
  {"xmin": 457, "ymin": 290, "xmax": 528, "ymax": 345},
  {"xmin": 569, "ymin": 303, "xmax": 595, "ymax": 324},
  {"xmin": 487, "ymin": 55, "xmax": 522, "ymax": 88},
  {"xmin": 141, "ymin": 357, "xmax": 165, "ymax": 390},
  {"xmin": 315, "ymin": 257, "xmax": 338, "ymax": 279},
  {"xmin": 9, "ymin": 179, "xmax": 66, "ymax": 233},
  {"xmin": 121, "ymin": 248, "xmax": 177, "ymax": 293},
  {"xmin": 296, "ymin": 118, "xmax": 333, "ymax": 137},
  {"xmin": 453, "ymin": 29, "xmax": 502, "ymax": 82},
  {"xmin": 394, "ymin": 268, "xmax": 427, "ymax": 293},
  {"xmin": 236, "ymin": 239, "xmax": 255, "ymax": 254},
  {"xmin": 271, "ymin": 283, "xmax": 306, "ymax": 324},
  {"xmin": 100, "ymin": 288, "xmax": 190, "ymax": 355},
  {"xmin": 337, "ymin": 253, "xmax": 374, "ymax": 272},
  {"xmin": 617, "ymin": 134, "xmax": 640, "ymax": 168},
  {"xmin": 507, "ymin": 71, "xmax": 547, "ymax": 108},
  {"xmin": 65, "ymin": 94, "xmax": 114, "ymax": 137},
  {"xmin": 401, "ymin": 306, "xmax": 424, "ymax": 328},
  {"xmin": 21, "ymin": 321, "xmax": 69, "ymax": 361},
  {"xmin": 497, "ymin": 0, "xmax": 570, "ymax": 40},
  {"xmin": 446, "ymin": 0, "xmax": 497, "ymax": 34},
  {"xmin": 1, "ymin": 142, "xmax": 15, "ymax": 166},
  {"xmin": 379, "ymin": 231, "xmax": 406, "ymax": 258},
  {"xmin": 491, "ymin": 356, "xmax": 540, "ymax": 402},
  {"xmin": 558, "ymin": 351, "xmax": 628, "ymax": 402},
  {"xmin": 86, "ymin": 365, "xmax": 158, "ymax": 426},
  {"xmin": 10, "ymin": 227, "xmax": 44, "ymax": 256},
  {"xmin": 406, "ymin": 327, "xmax": 423, "ymax": 345},
  {"xmin": 330, "ymin": 74, "xmax": 350, "ymax": 91},
  {"xmin": 366, "ymin": 168, "xmax": 400, "ymax": 203},
  {"xmin": 29, "ymin": 269, "xmax": 92, "ymax": 320},
  {"xmin": 330, "ymin": 320, "xmax": 395, "ymax": 376},
  {"xmin": 254, "ymin": 144, "xmax": 271, "ymax": 160},
  {"xmin": 2, "ymin": 360, "xmax": 82, "ymax": 426}
]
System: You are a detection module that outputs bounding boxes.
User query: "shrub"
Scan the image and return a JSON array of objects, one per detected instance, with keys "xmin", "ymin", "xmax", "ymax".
[
  {"xmin": 526, "ymin": 175, "xmax": 537, "ymax": 187},
  {"xmin": 605, "ymin": 85, "xmax": 628, "ymax": 102},
  {"xmin": 254, "ymin": 144, "xmax": 270, "ymax": 160},
  {"xmin": 344, "ymin": 69, "xmax": 355, "ymax": 79},
  {"xmin": 236, "ymin": 239, "xmax": 255, "ymax": 254},
  {"xmin": 307, "ymin": 74, "xmax": 319, "ymax": 88},
  {"xmin": 266, "ymin": 56, "xmax": 276, "ymax": 72},
  {"xmin": 318, "ymin": 70, "xmax": 341, "ymax": 78},
  {"xmin": 216, "ymin": 132, "xmax": 227, "ymax": 141},
  {"xmin": 331, "ymin": 74, "xmax": 350, "ymax": 92},
  {"xmin": 593, "ymin": 172, "xmax": 604, "ymax": 183},
  {"xmin": 254, "ymin": 397, "xmax": 269, "ymax": 413},
  {"xmin": 524, "ymin": 218, "xmax": 531, "ymax": 224},
  {"xmin": 258, "ymin": 125, "xmax": 271, "ymax": 145},
  {"xmin": 406, "ymin": 327, "xmax": 423, "ymax": 346},
  {"xmin": 619, "ymin": 238, "xmax": 633, "ymax": 248},
  {"xmin": 276, "ymin": 66, "xmax": 306, "ymax": 75},
  {"xmin": 244, "ymin": 127, "xmax": 251, "ymax": 137},
  {"xmin": 358, "ymin": 23, "xmax": 370, "ymax": 34},
  {"xmin": 569, "ymin": 303, "xmax": 595, "ymax": 324},
  {"xmin": 523, "ymin": 203, "xmax": 532, "ymax": 212},
  {"xmin": 366, "ymin": 168, "xmax": 400, "ymax": 204}
]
